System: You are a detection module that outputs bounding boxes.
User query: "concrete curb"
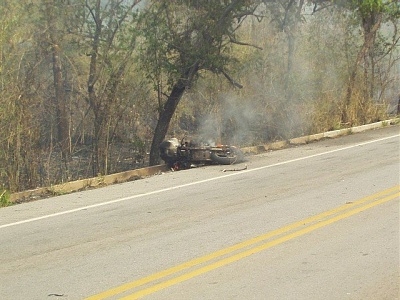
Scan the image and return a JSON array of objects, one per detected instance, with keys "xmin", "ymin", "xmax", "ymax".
[
  {"xmin": 241, "ymin": 118, "xmax": 399, "ymax": 153},
  {"xmin": 8, "ymin": 118, "xmax": 399, "ymax": 203},
  {"xmin": 9, "ymin": 164, "xmax": 169, "ymax": 203}
]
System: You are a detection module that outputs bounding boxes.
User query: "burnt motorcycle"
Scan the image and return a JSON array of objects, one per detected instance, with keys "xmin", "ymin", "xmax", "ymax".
[{"xmin": 159, "ymin": 137, "xmax": 244, "ymax": 170}]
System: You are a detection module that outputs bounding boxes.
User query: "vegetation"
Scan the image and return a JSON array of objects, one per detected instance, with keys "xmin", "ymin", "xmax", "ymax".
[
  {"xmin": 0, "ymin": 0, "xmax": 398, "ymax": 192},
  {"xmin": 0, "ymin": 189, "xmax": 10, "ymax": 207}
]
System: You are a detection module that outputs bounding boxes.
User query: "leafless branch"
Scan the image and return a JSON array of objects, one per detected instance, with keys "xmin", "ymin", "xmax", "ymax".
[
  {"xmin": 220, "ymin": 69, "xmax": 243, "ymax": 89},
  {"xmin": 229, "ymin": 37, "xmax": 263, "ymax": 50}
]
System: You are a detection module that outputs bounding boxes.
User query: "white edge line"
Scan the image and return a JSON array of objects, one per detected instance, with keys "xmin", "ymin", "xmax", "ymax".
[{"xmin": 1, "ymin": 134, "xmax": 398, "ymax": 230}]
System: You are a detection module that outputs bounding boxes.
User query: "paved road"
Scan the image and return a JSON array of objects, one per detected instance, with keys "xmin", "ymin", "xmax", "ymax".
[{"xmin": 0, "ymin": 126, "xmax": 399, "ymax": 300}]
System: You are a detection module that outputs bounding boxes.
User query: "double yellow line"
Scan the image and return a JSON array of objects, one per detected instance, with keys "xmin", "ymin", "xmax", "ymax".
[{"xmin": 86, "ymin": 186, "xmax": 399, "ymax": 300}]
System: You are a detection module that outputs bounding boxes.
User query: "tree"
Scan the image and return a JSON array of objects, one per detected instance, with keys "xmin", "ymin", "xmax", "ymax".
[
  {"xmin": 142, "ymin": 0, "xmax": 261, "ymax": 165},
  {"xmin": 82, "ymin": 0, "xmax": 142, "ymax": 175},
  {"xmin": 311, "ymin": 0, "xmax": 399, "ymax": 124},
  {"xmin": 262, "ymin": 0, "xmax": 305, "ymax": 102},
  {"xmin": 43, "ymin": 0, "xmax": 71, "ymax": 166},
  {"xmin": 0, "ymin": 1, "xmax": 42, "ymax": 191}
]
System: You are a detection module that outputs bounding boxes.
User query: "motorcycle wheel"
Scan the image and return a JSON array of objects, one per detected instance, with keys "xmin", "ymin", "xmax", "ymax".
[{"xmin": 210, "ymin": 146, "xmax": 244, "ymax": 165}]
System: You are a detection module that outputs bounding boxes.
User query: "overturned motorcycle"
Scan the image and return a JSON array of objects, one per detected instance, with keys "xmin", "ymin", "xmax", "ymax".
[{"xmin": 159, "ymin": 137, "xmax": 245, "ymax": 170}]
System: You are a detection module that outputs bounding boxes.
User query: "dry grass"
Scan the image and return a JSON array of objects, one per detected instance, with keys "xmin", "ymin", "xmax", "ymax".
[{"xmin": 310, "ymin": 91, "xmax": 389, "ymax": 133}]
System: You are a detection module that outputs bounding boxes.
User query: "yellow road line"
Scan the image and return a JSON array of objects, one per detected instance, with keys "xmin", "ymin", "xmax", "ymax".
[
  {"xmin": 86, "ymin": 186, "xmax": 399, "ymax": 300},
  {"xmin": 121, "ymin": 192, "xmax": 399, "ymax": 299}
]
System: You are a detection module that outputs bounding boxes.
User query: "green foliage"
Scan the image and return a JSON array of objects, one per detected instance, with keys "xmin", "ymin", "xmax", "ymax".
[
  {"xmin": 354, "ymin": 0, "xmax": 384, "ymax": 14},
  {"xmin": 331, "ymin": 0, "xmax": 400, "ymax": 18},
  {"xmin": 349, "ymin": 0, "xmax": 399, "ymax": 17},
  {"xmin": 0, "ymin": 190, "xmax": 10, "ymax": 207},
  {"xmin": 140, "ymin": 0, "xmax": 257, "ymax": 93}
]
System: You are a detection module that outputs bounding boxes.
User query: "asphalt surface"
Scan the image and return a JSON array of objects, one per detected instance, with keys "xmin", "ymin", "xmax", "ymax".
[{"xmin": 0, "ymin": 125, "xmax": 399, "ymax": 300}]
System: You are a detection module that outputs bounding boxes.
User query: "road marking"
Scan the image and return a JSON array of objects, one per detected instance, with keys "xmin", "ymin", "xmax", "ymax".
[
  {"xmin": 0, "ymin": 134, "xmax": 400, "ymax": 229},
  {"xmin": 86, "ymin": 186, "xmax": 400, "ymax": 300},
  {"xmin": 0, "ymin": 134, "xmax": 398, "ymax": 230}
]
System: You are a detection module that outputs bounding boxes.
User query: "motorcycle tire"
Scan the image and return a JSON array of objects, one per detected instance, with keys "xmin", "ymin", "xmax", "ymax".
[{"xmin": 210, "ymin": 146, "xmax": 244, "ymax": 165}]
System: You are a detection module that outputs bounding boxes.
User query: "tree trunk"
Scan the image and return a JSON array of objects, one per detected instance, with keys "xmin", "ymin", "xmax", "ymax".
[
  {"xmin": 285, "ymin": 31, "xmax": 295, "ymax": 103},
  {"xmin": 397, "ymin": 95, "xmax": 400, "ymax": 115},
  {"xmin": 283, "ymin": 0, "xmax": 304, "ymax": 104},
  {"xmin": 45, "ymin": 1, "xmax": 70, "ymax": 164},
  {"xmin": 92, "ymin": 111, "xmax": 110, "ymax": 176},
  {"xmin": 343, "ymin": 13, "xmax": 382, "ymax": 124},
  {"xmin": 51, "ymin": 44, "xmax": 70, "ymax": 164},
  {"xmin": 86, "ymin": 0, "xmax": 136, "ymax": 176},
  {"xmin": 149, "ymin": 58, "xmax": 200, "ymax": 166},
  {"xmin": 87, "ymin": 0, "xmax": 102, "ymax": 175},
  {"xmin": 149, "ymin": 82, "xmax": 186, "ymax": 166}
]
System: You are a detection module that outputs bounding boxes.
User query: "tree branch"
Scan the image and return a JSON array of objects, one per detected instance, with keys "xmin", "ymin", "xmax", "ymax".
[
  {"xmin": 229, "ymin": 37, "xmax": 263, "ymax": 50},
  {"xmin": 220, "ymin": 69, "xmax": 243, "ymax": 89}
]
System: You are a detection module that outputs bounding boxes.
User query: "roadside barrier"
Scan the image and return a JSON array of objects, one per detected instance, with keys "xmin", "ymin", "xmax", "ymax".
[{"xmin": 9, "ymin": 118, "xmax": 399, "ymax": 203}]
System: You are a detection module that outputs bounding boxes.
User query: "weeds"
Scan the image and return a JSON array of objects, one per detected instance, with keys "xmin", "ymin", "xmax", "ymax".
[{"xmin": 0, "ymin": 190, "xmax": 11, "ymax": 207}]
